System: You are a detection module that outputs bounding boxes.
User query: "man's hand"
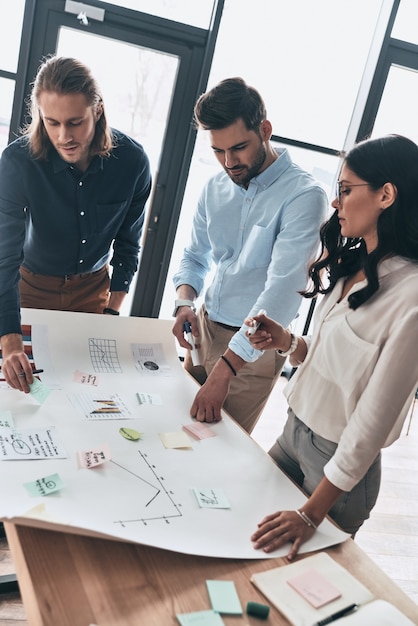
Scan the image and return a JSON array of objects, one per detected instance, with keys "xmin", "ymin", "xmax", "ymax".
[
  {"xmin": 0, "ymin": 333, "xmax": 33, "ymax": 392},
  {"xmin": 190, "ymin": 350, "xmax": 244, "ymax": 423},
  {"xmin": 172, "ymin": 306, "xmax": 200, "ymax": 351},
  {"xmin": 190, "ymin": 369, "xmax": 230, "ymax": 423}
]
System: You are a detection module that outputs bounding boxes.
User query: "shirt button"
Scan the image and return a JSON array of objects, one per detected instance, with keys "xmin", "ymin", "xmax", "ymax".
[
  {"xmin": 119, "ymin": 262, "xmax": 123, "ymax": 267},
  {"xmin": 79, "ymin": 181, "xmax": 83, "ymax": 187},
  {"xmin": 80, "ymin": 211, "xmax": 85, "ymax": 216},
  {"xmin": 124, "ymin": 280, "xmax": 128, "ymax": 285},
  {"xmin": 79, "ymin": 259, "xmax": 84, "ymax": 264},
  {"xmin": 81, "ymin": 239, "xmax": 86, "ymax": 244}
]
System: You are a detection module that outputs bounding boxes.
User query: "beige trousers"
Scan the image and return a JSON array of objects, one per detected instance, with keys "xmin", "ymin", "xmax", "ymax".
[{"xmin": 184, "ymin": 306, "xmax": 286, "ymax": 433}]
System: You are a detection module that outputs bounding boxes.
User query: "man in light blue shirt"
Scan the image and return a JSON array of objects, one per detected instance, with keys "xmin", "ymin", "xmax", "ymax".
[{"xmin": 172, "ymin": 78, "xmax": 328, "ymax": 433}]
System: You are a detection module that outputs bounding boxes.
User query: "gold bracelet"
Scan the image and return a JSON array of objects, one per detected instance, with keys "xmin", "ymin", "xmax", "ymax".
[{"xmin": 295, "ymin": 509, "xmax": 317, "ymax": 529}]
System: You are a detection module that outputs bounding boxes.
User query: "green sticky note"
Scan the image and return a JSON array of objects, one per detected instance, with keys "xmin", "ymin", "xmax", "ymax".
[
  {"xmin": 176, "ymin": 610, "xmax": 225, "ymax": 625},
  {"xmin": 206, "ymin": 580, "xmax": 242, "ymax": 615},
  {"xmin": 0, "ymin": 410, "xmax": 14, "ymax": 428},
  {"xmin": 29, "ymin": 377, "xmax": 51, "ymax": 404},
  {"xmin": 119, "ymin": 427, "xmax": 142, "ymax": 441},
  {"xmin": 24, "ymin": 473, "xmax": 64, "ymax": 497}
]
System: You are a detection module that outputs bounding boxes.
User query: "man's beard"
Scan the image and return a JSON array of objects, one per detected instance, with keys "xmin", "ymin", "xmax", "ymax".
[{"xmin": 226, "ymin": 143, "xmax": 267, "ymax": 188}]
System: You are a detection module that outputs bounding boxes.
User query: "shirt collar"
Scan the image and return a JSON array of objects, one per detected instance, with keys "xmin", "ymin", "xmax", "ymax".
[
  {"xmin": 249, "ymin": 147, "xmax": 290, "ymax": 189},
  {"xmin": 50, "ymin": 148, "xmax": 104, "ymax": 175}
]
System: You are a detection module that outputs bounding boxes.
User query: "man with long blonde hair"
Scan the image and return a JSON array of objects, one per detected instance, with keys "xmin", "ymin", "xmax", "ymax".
[{"xmin": 0, "ymin": 56, "xmax": 151, "ymax": 393}]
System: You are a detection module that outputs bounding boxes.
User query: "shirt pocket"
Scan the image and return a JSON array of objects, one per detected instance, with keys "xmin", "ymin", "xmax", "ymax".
[
  {"xmin": 315, "ymin": 316, "xmax": 379, "ymax": 399},
  {"xmin": 239, "ymin": 224, "xmax": 274, "ymax": 269},
  {"xmin": 93, "ymin": 201, "xmax": 129, "ymax": 234}
]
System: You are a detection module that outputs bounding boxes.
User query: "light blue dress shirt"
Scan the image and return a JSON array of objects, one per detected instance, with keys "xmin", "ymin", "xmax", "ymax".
[{"xmin": 173, "ymin": 148, "xmax": 328, "ymax": 362}]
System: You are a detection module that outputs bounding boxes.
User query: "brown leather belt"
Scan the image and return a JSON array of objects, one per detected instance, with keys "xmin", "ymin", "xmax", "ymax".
[
  {"xmin": 214, "ymin": 320, "xmax": 241, "ymax": 332},
  {"xmin": 22, "ymin": 266, "xmax": 106, "ymax": 281},
  {"xmin": 63, "ymin": 268, "xmax": 104, "ymax": 281}
]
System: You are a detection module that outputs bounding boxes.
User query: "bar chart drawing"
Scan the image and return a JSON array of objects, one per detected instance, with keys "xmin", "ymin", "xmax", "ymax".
[
  {"xmin": 69, "ymin": 392, "xmax": 132, "ymax": 420},
  {"xmin": 89, "ymin": 338, "xmax": 122, "ymax": 373}
]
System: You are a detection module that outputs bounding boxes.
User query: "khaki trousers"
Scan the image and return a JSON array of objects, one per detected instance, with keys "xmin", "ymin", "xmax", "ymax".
[
  {"xmin": 184, "ymin": 306, "xmax": 286, "ymax": 433},
  {"xmin": 19, "ymin": 265, "xmax": 110, "ymax": 314}
]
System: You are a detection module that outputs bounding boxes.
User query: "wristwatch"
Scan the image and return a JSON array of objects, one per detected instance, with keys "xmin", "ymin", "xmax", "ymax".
[{"xmin": 172, "ymin": 299, "xmax": 196, "ymax": 317}]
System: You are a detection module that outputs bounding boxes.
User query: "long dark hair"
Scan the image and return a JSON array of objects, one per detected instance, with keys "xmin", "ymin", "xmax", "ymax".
[
  {"xmin": 23, "ymin": 55, "xmax": 113, "ymax": 160},
  {"xmin": 304, "ymin": 134, "xmax": 418, "ymax": 309}
]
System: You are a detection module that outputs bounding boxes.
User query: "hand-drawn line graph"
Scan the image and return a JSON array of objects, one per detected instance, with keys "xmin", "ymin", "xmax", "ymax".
[
  {"xmin": 89, "ymin": 338, "xmax": 122, "ymax": 373},
  {"xmin": 112, "ymin": 449, "xmax": 183, "ymax": 527}
]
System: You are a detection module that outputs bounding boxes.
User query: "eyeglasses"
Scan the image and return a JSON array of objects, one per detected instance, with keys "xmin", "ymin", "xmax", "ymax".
[{"xmin": 336, "ymin": 182, "xmax": 370, "ymax": 203}]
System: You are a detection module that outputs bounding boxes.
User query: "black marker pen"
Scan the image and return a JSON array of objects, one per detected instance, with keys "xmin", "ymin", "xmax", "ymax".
[{"xmin": 315, "ymin": 603, "xmax": 359, "ymax": 626}]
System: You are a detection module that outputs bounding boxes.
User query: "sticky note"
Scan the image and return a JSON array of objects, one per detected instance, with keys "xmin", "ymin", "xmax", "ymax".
[
  {"xmin": 24, "ymin": 473, "xmax": 64, "ymax": 497},
  {"xmin": 182, "ymin": 423, "xmax": 217, "ymax": 440},
  {"xmin": 159, "ymin": 431, "xmax": 192, "ymax": 449},
  {"xmin": 119, "ymin": 427, "xmax": 142, "ymax": 441},
  {"xmin": 29, "ymin": 377, "xmax": 51, "ymax": 404},
  {"xmin": 77, "ymin": 444, "xmax": 111, "ymax": 469},
  {"xmin": 73, "ymin": 370, "xmax": 99, "ymax": 386},
  {"xmin": 206, "ymin": 580, "xmax": 242, "ymax": 615},
  {"xmin": 137, "ymin": 391, "xmax": 162, "ymax": 405},
  {"xmin": 0, "ymin": 410, "xmax": 14, "ymax": 428},
  {"xmin": 287, "ymin": 568, "xmax": 342, "ymax": 608},
  {"xmin": 193, "ymin": 488, "xmax": 230, "ymax": 509},
  {"xmin": 176, "ymin": 610, "xmax": 225, "ymax": 625}
]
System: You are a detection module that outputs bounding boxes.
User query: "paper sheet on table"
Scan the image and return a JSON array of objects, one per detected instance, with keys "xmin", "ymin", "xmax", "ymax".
[{"xmin": 0, "ymin": 309, "xmax": 349, "ymax": 559}]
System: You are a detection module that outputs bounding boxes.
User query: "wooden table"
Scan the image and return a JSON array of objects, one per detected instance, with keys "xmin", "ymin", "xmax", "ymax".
[{"xmin": 5, "ymin": 522, "xmax": 418, "ymax": 626}]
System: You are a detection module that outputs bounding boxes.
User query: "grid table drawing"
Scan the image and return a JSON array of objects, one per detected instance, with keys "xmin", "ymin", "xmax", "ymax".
[{"xmin": 89, "ymin": 338, "xmax": 123, "ymax": 373}]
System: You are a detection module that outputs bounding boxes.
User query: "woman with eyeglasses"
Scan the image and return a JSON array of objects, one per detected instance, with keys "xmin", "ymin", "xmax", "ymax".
[{"xmin": 246, "ymin": 134, "xmax": 418, "ymax": 559}]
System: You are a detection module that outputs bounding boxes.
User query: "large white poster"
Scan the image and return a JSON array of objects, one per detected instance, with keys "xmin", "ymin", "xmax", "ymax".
[{"xmin": 0, "ymin": 309, "xmax": 348, "ymax": 558}]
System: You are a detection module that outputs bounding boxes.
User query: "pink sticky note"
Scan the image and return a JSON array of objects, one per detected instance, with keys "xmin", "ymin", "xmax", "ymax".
[
  {"xmin": 77, "ymin": 443, "xmax": 111, "ymax": 469},
  {"xmin": 182, "ymin": 422, "xmax": 217, "ymax": 440},
  {"xmin": 286, "ymin": 568, "xmax": 342, "ymax": 608},
  {"xmin": 73, "ymin": 369, "xmax": 99, "ymax": 386}
]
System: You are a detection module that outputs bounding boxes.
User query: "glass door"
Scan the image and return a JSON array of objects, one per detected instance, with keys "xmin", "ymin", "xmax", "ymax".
[{"xmin": 55, "ymin": 27, "xmax": 178, "ymax": 315}]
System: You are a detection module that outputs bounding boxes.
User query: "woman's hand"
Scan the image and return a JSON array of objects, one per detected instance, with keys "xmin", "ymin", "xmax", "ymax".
[
  {"xmin": 244, "ymin": 312, "xmax": 289, "ymax": 352},
  {"xmin": 251, "ymin": 509, "xmax": 316, "ymax": 560}
]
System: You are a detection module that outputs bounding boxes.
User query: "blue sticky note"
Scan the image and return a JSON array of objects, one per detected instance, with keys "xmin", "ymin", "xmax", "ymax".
[
  {"xmin": 24, "ymin": 473, "xmax": 64, "ymax": 497},
  {"xmin": 176, "ymin": 610, "xmax": 225, "ymax": 625},
  {"xmin": 206, "ymin": 580, "xmax": 242, "ymax": 615}
]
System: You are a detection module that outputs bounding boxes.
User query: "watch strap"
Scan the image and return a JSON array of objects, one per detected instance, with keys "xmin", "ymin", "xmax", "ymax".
[{"xmin": 172, "ymin": 299, "xmax": 196, "ymax": 317}]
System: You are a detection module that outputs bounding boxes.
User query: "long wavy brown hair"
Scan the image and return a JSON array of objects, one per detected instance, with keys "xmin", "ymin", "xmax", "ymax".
[{"xmin": 23, "ymin": 55, "xmax": 114, "ymax": 160}]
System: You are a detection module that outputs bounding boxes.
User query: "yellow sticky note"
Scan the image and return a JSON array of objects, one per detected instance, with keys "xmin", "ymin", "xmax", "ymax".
[{"xmin": 159, "ymin": 431, "xmax": 192, "ymax": 449}]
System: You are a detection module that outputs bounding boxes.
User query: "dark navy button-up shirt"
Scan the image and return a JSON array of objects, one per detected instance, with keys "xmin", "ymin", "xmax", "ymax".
[{"xmin": 0, "ymin": 129, "xmax": 152, "ymax": 336}]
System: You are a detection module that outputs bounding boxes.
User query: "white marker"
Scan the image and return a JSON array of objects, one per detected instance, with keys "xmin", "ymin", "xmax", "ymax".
[
  {"xmin": 183, "ymin": 322, "xmax": 200, "ymax": 366},
  {"xmin": 247, "ymin": 309, "xmax": 266, "ymax": 335}
]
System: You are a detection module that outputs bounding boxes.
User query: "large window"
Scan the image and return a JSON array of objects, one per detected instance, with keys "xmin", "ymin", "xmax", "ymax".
[
  {"xmin": 160, "ymin": 0, "xmax": 387, "ymax": 319},
  {"xmin": 0, "ymin": 0, "xmax": 25, "ymax": 154},
  {"xmin": 3, "ymin": 0, "xmax": 418, "ymax": 323}
]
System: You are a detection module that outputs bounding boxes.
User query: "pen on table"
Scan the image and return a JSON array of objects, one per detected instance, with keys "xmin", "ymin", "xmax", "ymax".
[
  {"xmin": 314, "ymin": 603, "xmax": 359, "ymax": 626},
  {"xmin": 183, "ymin": 322, "xmax": 200, "ymax": 366}
]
